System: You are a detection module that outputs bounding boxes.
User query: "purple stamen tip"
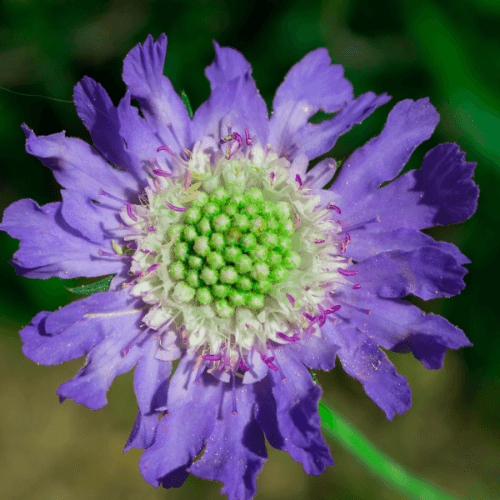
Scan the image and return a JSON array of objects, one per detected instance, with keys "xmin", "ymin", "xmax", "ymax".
[
  {"xmin": 244, "ymin": 128, "xmax": 253, "ymax": 146},
  {"xmin": 126, "ymin": 203, "xmax": 138, "ymax": 221},
  {"xmin": 327, "ymin": 202, "xmax": 342, "ymax": 214},
  {"xmin": 233, "ymin": 132, "xmax": 243, "ymax": 150},
  {"xmin": 157, "ymin": 145, "xmax": 174, "ymax": 156},
  {"xmin": 353, "ymin": 283, "xmax": 361, "ymax": 290},
  {"xmin": 285, "ymin": 293, "xmax": 295, "ymax": 305},
  {"xmin": 314, "ymin": 238, "xmax": 326, "ymax": 244},
  {"xmin": 203, "ymin": 354, "xmax": 222, "ymax": 361},
  {"xmin": 295, "ymin": 174, "xmax": 303, "ymax": 190},
  {"xmin": 338, "ymin": 267, "xmax": 359, "ymax": 277},
  {"xmin": 152, "ymin": 169, "xmax": 172, "ymax": 178},
  {"xmin": 166, "ymin": 202, "xmax": 187, "ymax": 212},
  {"xmin": 147, "ymin": 225, "xmax": 157, "ymax": 232},
  {"xmin": 277, "ymin": 332, "xmax": 300, "ymax": 342},
  {"xmin": 147, "ymin": 263, "xmax": 160, "ymax": 273}
]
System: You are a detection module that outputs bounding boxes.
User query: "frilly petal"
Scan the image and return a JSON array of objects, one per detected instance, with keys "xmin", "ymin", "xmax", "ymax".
[
  {"xmin": 323, "ymin": 321, "xmax": 412, "ymax": 420},
  {"xmin": 139, "ymin": 355, "xmax": 219, "ymax": 489},
  {"xmin": 201, "ymin": 41, "xmax": 269, "ymax": 143},
  {"xmin": 0, "ymin": 199, "xmax": 123, "ymax": 279},
  {"xmin": 22, "ymin": 125, "xmax": 140, "ymax": 206},
  {"xmin": 189, "ymin": 381, "xmax": 267, "ymax": 500},
  {"xmin": 255, "ymin": 350, "xmax": 334, "ymax": 475},
  {"xmin": 269, "ymin": 48, "xmax": 353, "ymax": 156},
  {"xmin": 122, "ymin": 34, "xmax": 191, "ymax": 150},
  {"xmin": 332, "ymin": 98, "xmax": 440, "ymax": 207},
  {"xmin": 20, "ymin": 291, "xmax": 143, "ymax": 365}
]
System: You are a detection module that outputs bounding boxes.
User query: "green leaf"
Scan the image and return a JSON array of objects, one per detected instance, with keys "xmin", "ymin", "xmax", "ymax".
[
  {"xmin": 319, "ymin": 400, "xmax": 467, "ymax": 500},
  {"xmin": 65, "ymin": 275, "xmax": 115, "ymax": 295},
  {"xmin": 181, "ymin": 90, "xmax": 194, "ymax": 119}
]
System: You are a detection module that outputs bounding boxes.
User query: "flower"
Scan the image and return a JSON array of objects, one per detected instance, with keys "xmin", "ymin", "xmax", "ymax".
[{"xmin": 0, "ymin": 34, "xmax": 478, "ymax": 500}]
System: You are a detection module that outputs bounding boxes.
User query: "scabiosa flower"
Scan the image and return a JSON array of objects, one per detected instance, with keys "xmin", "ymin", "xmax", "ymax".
[{"xmin": 1, "ymin": 34, "xmax": 478, "ymax": 500}]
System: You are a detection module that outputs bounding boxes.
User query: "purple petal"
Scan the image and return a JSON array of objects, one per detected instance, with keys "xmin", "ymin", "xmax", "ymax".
[
  {"xmin": 332, "ymin": 98, "xmax": 440, "ymax": 207},
  {"xmin": 269, "ymin": 48, "xmax": 353, "ymax": 155},
  {"xmin": 56, "ymin": 319, "xmax": 145, "ymax": 410},
  {"xmin": 323, "ymin": 322, "xmax": 412, "ymax": 420},
  {"xmin": 344, "ymin": 228, "xmax": 470, "ymax": 265},
  {"xmin": 21, "ymin": 125, "xmax": 140, "ymax": 206},
  {"xmin": 124, "ymin": 411, "xmax": 160, "ymax": 453},
  {"xmin": 20, "ymin": 291, "xmax": 142, "ymax": 365},
  {"xmin": 337, "ymin": 143, "xmax": 478, "ymax": 233},
  {"xmin": 350, "ymin": 246, "xmax": 469, "ymax": 300},
  {"xmin": 191, "ymin": 79, "xmax": 240, "ymax": 140},
  {"xmin": 73, "ymin": 76, "xmax": 148, "ymax": 187},
  {"xmin": 189, "ymin": 381, "xmax": 267, "ymax": 500},
  {"xmin": 336, "ymin": 286, "xmax": 472, "ymax": 370},
  {"xmin": 294, "ymin": 92, "xmax": 392, "ymax": 161},
  {"xmin": 255, "ymin": 350, "xmax": 334, "ymax": 475},
  {"xmin": 117, "ymin": 91, "xmax": 173, "ymax": 173},
  {"xmin": 283, "ymin": 334, "xmax": 340, "ymax": 371},
  {"xmin": 139, "ymin": 355, "xmax": 219, "ymax": 489},
  {"xmin": 133, "ymin": 336, "xmax": 171, "ymax": 416},
  {"xmin": 202, "ymin": 41, "xmax": 269, "ymax": 143},
  {"xmin": 0, "ymin": 199, "xmax": 124, "ymax": 279},
  {"xmin": 122, "ymin": 34, "xmax": 190, "ymax": 150},
  {"xmin": 61, "ymin": 189, "xmax": 126, "ymax": 245}
]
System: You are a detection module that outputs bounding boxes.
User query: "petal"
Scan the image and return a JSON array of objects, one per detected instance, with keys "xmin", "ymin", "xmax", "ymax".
[
  {"xmin": 56, "ymin": 318, "xmax": 145, "ymax": 410},
  {"xmin": 269, "ymin": 48, "xmax": 353, "ymax": 155},
  {"xmin": 294, "ymin": 92, "xmax": 392, "ymax": 161},
  {"xmin": 350, "ymin": 246, "xmax": 469, "ymax": 300},
  {"xmin": 191, "ymin": 79, "xmax": 240, "ymax": 140},
  {"xmin": 335, "ymin": 288, "xmax": 472, "ymax": 370},
  {"xmin": 60, "ymin": 189, "xmax": 126, "ymax": 245},
  {"xmin": 337, "ymin": 143, "xmax": 478, "ymax": 233},
  {"xmin": 139, "ymin": 355, "xmax": 219, "ymax": 489},
  {"xmin": 22, "ymin": 125, "xmax": 140, "ymax": 206},
  {"xmin": 73, "ymin": 76, "xmax": 148, "ymax": 186},
  {"xmin": 0, "ymin": 199, "xmax": 124, "ymax": 279},
  {"xmin": 117, "ymin": 91, "xmax": 173, "ymax": 173},
  {"xmin": 124, "ymin": 411, "xmax": 160, "ymax": 453},
  {"xmin": 189, "ymin": 381, "xmax": 267, "ymax": 500},
  {"xmin": 344, "ymin": 228, "xmax": 470, "ymax": 265},
  {"xmin": 122, "ymin": 34, "xmax": 190, "ymax": 150},
  {"xmin": 255, "ymin": 351, "xmax": 334, "ymax": 475},
  {"xmin": 124, "ymin": 336, "xmax": 172, "ymax": 452},
  {"xmin": 323, "ymin": 321, "xmax": 412, "ymax": 420},
  {"xmin": 133, "ymin": 336, "xmax": 171, "ymax": 416},
  {"xmin": 20, "ymin": 291, "xmax": 142, "ymax": 365},
  {"xmin": 332, "ymin": 98, "xmax": 440, "ymax": 207},
  {"xmin": 200, "ymin": 41, "xmax": 269, "ymax": 143},
  {"xmin": 283, "ymin": 333, "xmax": 340, "ymax": 371}
]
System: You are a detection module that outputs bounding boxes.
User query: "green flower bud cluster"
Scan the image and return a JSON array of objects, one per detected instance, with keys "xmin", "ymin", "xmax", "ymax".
[{"xmin": 168, "ymin": 186, "xmax": 302, "ymax": 318}]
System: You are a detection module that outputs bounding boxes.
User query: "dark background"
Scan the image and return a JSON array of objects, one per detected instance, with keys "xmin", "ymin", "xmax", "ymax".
[{"xmin": 0, "ymin": 0, "xmax": 498, "ymax": 499}]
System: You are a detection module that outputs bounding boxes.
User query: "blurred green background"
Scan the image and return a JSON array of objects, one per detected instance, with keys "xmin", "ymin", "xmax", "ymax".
[{"xmin": 0, "ymin": 0, "xmax": 498, "ymax": 499}]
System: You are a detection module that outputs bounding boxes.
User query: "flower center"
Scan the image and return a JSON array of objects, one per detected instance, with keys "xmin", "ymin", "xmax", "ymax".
[
  {"xmin": 118, "ymin": 132, "xmax": 355, "ymax": 374},
  {"xmin": 168, "ymin": 186, "xmax": 300, "ymax": 318}
]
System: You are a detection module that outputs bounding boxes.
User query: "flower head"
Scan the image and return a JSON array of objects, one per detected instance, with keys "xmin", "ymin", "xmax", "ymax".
[{"xmin": 0, "ymin": 34, "xmax": 478, "ymax": 500}]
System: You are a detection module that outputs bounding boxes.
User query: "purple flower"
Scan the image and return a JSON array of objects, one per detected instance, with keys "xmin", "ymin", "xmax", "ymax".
[{"xmin": 0, "ymin": 34, "xmax": 478, "ymax": 500}]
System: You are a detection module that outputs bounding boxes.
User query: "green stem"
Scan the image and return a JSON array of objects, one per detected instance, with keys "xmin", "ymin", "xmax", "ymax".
[{"xmin": 319, "ymin": 400, "xmax": 467, "ymax": 500}]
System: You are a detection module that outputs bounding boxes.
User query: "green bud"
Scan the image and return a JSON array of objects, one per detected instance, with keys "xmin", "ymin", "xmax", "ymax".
[
  {"xmin": 190, "ymin": 191, "xmax": 209, "ymax": 208},
  {"xmin": 236, "ymin": 254, "xmax": 253, "ymax": 274},
  {"xmin": 215, "ymin": 299, "xmax": 234, "ymax": 318},
  {"xmin": 188, "ymin": 255, "xmax": 204, "ymax": 269},
  {"xmin": 220, "ymin": 266, "xmax": 239, "ymax": 284},
  {"xmin": 173, "ymin": 281, "xmax": 195, "ymax": 303},
  {"xmin": 200, "ymin": 267, "xmax": 219, "ymax": 285},
  {"xmin": 186, "ymin": 269, "xmax": 201, "ymax": 288},
  {"xmin": 197, "ymin": 217, "xmax": 212, "ymax": 235},
  {"xmin": 212, "ymin": 213, "xmax": 231, "ymax": 232},
  {"xmin": 283, "ymin": 250, "xmax": 301, "ymax": 269},
  {"xmin": 246, "ymin": 292, "xmax": 265, "ymax": 309},
  {"xmin": 213, "ymin": 283, "xmax": 230, "ymax": 298},
  {"xmin": 174, "ymin": 241, "xmax": 189, "ymax": 261},
  {"xmin": 184, "ymin": 207, "xmax": 202, "ymax": 225},
  {"xmin": 206, "ymin": 251, "xmax": 225, "ymax": 269},
  {"xmin": 193, "ymin": 235, "xmax": 210, "ymax": 256},
  {"xmin": 224, "ymin": 246, "xmax": 242, "ymax": 263},
  {"xmin": 183, "ymin": 225, "xmax": 198, "ymax": 242},
  {"xmin": 169, "ymin": 261, "xmax": 186, "ymax": 280},
  {"xmin": 209, "ymin": 232, "xmax": 225, "ymax": 251},
  {"xmin": 196, "ymin": 287, "xmax": 213, "ymax": 304},
  {"xmin": 209, "ymin": 187, "xmax": 230, "ymax": 205}
]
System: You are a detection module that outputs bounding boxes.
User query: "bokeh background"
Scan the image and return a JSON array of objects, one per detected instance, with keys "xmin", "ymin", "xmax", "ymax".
[{"xmin": 0, "ymin": 0, "xmax": 499, "ymax": 499}]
